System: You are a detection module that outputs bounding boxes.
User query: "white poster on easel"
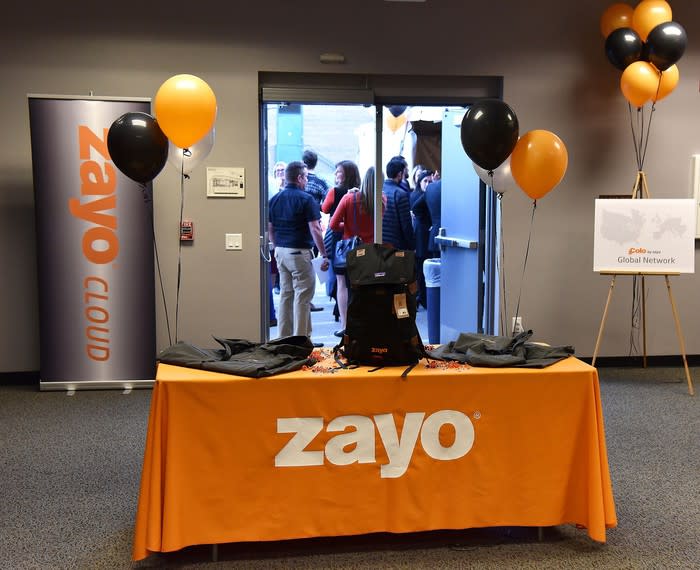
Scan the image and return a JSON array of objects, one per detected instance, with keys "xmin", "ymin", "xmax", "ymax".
[{"xmin": 593, "ymin": 199, "xmax": 696, "ymax": 273}]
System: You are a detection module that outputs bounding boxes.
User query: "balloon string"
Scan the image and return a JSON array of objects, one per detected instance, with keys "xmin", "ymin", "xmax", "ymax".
[
  {"xmin": 627, "ymin": 103, "xmax": 642, "ymax": 172},
  {"xmin": 638, "ymin": 105, "xmax": 645, "ymax": 171},
  {"xmin": 512, "ymin": 200, "xmax": 536, "ymax": 336},
  {"xmin": 183, "ymin": 147, "xmax": 192, "ymax": 180},
  {"xmin": 497, "ymin": 192, "xmax": 507, "ymax": 336},
  {"xmin": 629, "ymin": 275, "xmax": 643, "ymax": 356},
  {"xmin": 142, "ymin": 183, "xmax": 172, "ymax": 346},
  {"xmin": 490, "ymin": 172, "xmax": 507, "ymax": 334},
  {"xmin": 175, "ymin": 159, "xmax": 186, "ymax": 343},
  {"xmin": 640, "ymin": 74, "xmax": 662, "ymax": 172}
]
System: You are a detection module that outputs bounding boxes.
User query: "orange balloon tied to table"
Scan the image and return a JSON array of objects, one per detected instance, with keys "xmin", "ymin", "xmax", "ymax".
[
  {"xmin": 653, "ymin": 64, "xmax": 679, "ymax": 102},
  {"xmin": 620, "ymin": 61, "xmax": 659, "ymax": 108},
  {"xmin": 154, "ymin": 74, "xmax": 217, "ymax": 149},
  {"xmin": 632, "ymin": 0, "xmax": 672, "ymax": 41},
  {"xmin": 510, "ymin": 130, "xmax": 568, "ymax": 201},
  {"xmin": 600, "ymin": 3, "xmax": 634, "ymax": 38}
]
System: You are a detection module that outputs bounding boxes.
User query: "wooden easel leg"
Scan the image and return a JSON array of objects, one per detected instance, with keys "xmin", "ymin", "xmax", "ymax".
[
  {"xmin": 664, "ymin": 276, "xmax": 695, "ymax": 396},
  {"xmin": 641, "ymin": 276, "xmax": 647, "ymax": 368},
  {"xmin": 592, "ymin": 275, "xmax": 617, "ymax": 367},
  {"xmin": 631, "ymin": 171, "xmax": 642, "ymax": 198},
  {"xmin": 640, "ymin": 171, "xmax": 651, "ymax": 198}
]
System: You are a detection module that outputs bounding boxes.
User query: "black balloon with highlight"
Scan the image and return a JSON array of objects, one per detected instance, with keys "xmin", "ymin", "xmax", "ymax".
[
  {"xmin": 460, "ymin": 99, "xmax": 519, "ymax": 172},
  {"xmin": 605, "ymin": 27, "xmax": 643, "ymax": 71},
  {"xmin": 646, "ymin": 21, "xmax": 687, "ymax": 72},
  {"xmin": 107, "ymin": 112, "xmax": 169, "ymax": 184}
]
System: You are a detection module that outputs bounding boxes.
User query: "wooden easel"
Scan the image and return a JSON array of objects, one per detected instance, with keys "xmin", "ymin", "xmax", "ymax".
[{"xmin": 591, "ymin": 171, "xmax": 695, "ymax": 396}]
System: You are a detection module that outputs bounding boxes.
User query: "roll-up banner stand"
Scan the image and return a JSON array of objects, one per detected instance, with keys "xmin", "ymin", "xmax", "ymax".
[{"xmin": 28, "ymin": 95, "xmax": 156, "ymax": 391}]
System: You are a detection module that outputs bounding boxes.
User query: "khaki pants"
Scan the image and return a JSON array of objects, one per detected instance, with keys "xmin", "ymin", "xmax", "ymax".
[{"xmin": 274, "ymin": 247, "xmax": 315, "ymax": 338}]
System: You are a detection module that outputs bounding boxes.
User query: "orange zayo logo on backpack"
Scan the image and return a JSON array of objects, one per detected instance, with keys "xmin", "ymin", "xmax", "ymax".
[{"xmin": 67, "ymin": 125, "xmax": 118, "ymax": 362}]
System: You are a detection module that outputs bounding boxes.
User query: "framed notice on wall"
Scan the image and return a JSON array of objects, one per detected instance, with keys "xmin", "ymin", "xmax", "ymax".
[{"xmin": 593, "ymin": 199, "xmax": 696, "ymax": 273}]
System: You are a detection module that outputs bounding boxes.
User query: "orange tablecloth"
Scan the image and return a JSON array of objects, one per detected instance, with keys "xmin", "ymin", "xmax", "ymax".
[{"xmin": 133, "ymin": 357, "xmax": 617, "ymax": 560}]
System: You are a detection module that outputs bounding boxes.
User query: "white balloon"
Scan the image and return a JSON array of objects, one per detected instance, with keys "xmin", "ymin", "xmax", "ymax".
[
  {"xmin": 167, "ymin": 128, "xmax": 215, "ymax": 176},
  {"xmin": 472, "ymin": 155, "xmax": 518, "ymax": 195}
]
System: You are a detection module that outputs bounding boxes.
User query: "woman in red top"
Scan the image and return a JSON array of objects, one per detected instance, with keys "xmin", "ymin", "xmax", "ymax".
[
  {"xmin": 322, "ymin": 161, "xmax": 361, "ymax": 323},
  {"xmin": 330, "ymin": 166, "xmax": 385, "ymax": 334}
]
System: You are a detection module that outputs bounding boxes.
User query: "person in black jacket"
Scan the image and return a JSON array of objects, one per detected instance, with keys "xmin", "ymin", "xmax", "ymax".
[
  {"xmin": 410, "ymin": 169, "xmax": 434, "ymax": 309},
  {"xmin": 382, "ymin": 157, "xmax": 415, "ymax": 251},
  {"xmin": 425, "ymin": 178, "xmax": 442, "ymax": 258}
]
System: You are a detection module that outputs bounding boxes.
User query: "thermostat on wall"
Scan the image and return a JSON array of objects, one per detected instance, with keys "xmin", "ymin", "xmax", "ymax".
[{"xmin": 206, "ymin": 166, "xmax": 245, "ymax": 198}]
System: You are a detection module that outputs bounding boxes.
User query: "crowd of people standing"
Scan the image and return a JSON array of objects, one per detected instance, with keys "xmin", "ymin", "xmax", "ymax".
[{"xmin": 267, "ymin": 149, "xmax": 441, "ymax": 344}]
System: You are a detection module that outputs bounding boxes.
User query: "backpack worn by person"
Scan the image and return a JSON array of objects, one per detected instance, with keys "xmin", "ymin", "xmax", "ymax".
[{"xmin": 334, "ymin": 243, "xmax": 427, "ymax": 376}]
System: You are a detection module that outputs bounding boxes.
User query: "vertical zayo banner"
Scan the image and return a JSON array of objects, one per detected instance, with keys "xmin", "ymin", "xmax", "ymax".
[{"xmin": 28, "ymin": 95, "xmax": 156, "ymax": 390}]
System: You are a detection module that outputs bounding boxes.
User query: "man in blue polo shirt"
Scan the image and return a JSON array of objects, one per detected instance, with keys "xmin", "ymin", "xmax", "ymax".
[{"xmin": 269, "ymin": 161, "xmax": 329, "ymax": 342}]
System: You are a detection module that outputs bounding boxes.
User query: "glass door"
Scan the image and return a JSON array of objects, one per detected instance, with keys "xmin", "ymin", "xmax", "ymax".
[{"xmin": 259, "ymin": 73, "xmax": 503, "ymax": 346}]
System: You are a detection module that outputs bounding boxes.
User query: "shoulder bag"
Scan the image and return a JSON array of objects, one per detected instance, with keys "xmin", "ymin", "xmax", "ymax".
[{"xmin": 332, "ymin": 194, "xmax": 362, "ymax": 274}]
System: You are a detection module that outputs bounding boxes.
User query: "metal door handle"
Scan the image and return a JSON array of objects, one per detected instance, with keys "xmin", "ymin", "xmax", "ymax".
[{"xmin": 435, "ymin": 228, "xmax": 478, "ymax": 249}]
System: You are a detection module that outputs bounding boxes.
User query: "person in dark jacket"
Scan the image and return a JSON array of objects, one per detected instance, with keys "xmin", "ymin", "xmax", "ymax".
[
  {"xmin": 410, "ymin": 169, "xmax": 434, "ymax": 308},
  {"xmin": 302, "ymin": 149, "xmax": 329, "ymax": 207},
  {"xmin": 425, "ymin": 178, "xmax": 442, "ymax": 258},
  {"xmin": 382, "ymin": 157, "xmax": 415, "ymax": 250}
]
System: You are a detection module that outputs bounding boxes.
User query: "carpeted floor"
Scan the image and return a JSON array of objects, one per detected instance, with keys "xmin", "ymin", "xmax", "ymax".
[{"xmin": 0, "ymin": 365, "xmax": 697, "ymax": 569}]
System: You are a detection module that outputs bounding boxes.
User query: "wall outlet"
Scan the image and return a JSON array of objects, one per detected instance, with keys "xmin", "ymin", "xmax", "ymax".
[{"xmin": 511, "ymin": 316, "xmax": 524, "ymax": 334}]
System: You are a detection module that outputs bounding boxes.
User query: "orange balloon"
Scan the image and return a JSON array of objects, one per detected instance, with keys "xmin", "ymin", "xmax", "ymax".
[
  {"xmin": 600, "ymin": 3, "xmax": 634, "ymax": 38},
  {"xmin": 620, "ymin": 61, "xmax": 658, "ymax": 108},
  {"xmin": 653, "ymin": 65, "xmax": 679, "ymax": 102},
  {"xmin": 154, "ymin": 74, "xmax": 217, "ymax": 149},
  {"xmin": 386, "ymin": 114, "xmax": 407, "ymax": 133},
  {"xmin": 632, "ymin": 0, "xmax": 672, "ymax": 41},
  {"xmin": 510, "ymin": 130, "xmax": 568, "ymax": 201}
]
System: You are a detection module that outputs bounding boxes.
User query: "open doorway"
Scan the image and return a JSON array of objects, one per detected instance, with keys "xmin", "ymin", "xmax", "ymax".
[
  {"xmin": 261, "ymin": 102, "xmax": 377, "ymax": 347},
  {"xmin": 259, "ymin": 73, "xmax": 502, "ymax": 346}
]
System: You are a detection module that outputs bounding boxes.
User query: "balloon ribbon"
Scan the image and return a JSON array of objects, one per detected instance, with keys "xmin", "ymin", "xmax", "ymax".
[{"xmin": 512, "ymin": 200, "xmax": 536, "ymax": 336}]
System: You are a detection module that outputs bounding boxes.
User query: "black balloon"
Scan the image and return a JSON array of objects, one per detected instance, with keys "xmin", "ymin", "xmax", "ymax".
[
  {"xmin": 107, "ymin": 112, "xmax": 169, "ymax": 184},
  {"xmin": 646, "ymin": 21, "xmax": 687, "ymax": 72},
  {"xmin": 605, "ymin": 27, "xmax": 643, "ymax": 71},
  {"xmin": 640, "ymin": 41, "xmax": 650, "ymax": 63},
  {"xmin": 387, "ymin": 105, "xmax": 407, "ymax": 118},
  {"xmin": 460, "ymin": 99, "xmax": 519, "ymax": 171}
]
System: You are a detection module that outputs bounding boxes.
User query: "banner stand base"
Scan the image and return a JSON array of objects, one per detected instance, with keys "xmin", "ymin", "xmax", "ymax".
[{"xmin": 40, "ymin": 379, "xmax": 154, "ymax": 392}]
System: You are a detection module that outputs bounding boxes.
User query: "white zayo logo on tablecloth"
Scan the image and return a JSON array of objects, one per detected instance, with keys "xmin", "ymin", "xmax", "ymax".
[
  {"xmin": 593, "ymin": 199, "xmax": 696, "ymax": 273},
  {"xmin": 275, "ymin": 410, "xmax": 475, "ymax": 478}
]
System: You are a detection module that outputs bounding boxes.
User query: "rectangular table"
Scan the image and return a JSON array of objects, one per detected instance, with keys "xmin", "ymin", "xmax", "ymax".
[{"xmin": 133, "ymin": 356, "xmax": 617, "ymax": 560}]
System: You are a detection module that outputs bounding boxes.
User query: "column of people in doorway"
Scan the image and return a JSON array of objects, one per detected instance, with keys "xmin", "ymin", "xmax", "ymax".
[{"xmin": 267, "ymin": 151, "xmax": 443, "ymax": 343}]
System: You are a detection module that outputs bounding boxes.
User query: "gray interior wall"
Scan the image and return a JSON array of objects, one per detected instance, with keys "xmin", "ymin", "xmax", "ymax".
[{"xmin": 2, "ymin": 0, "xmax": 699, "ymax": 372}]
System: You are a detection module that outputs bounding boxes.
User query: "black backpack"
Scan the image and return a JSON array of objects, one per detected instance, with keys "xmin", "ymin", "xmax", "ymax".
[{"xmin": 334, "ymin": 243, "xmax": 427, "ymax": 375}]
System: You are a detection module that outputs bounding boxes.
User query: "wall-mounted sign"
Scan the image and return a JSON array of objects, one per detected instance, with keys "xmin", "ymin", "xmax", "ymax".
[{"xmin": 206, "ymin": 166, "xmax": 245, "ymax": 198}]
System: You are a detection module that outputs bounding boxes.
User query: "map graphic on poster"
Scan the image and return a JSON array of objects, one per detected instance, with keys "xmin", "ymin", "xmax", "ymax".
[{"xmin": 593, "ymin": 199, "xmax": 696, "ymax": 273}]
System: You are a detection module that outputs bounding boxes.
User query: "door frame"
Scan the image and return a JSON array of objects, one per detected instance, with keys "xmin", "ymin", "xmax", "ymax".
[{"xmin": 258, "ymin": 72, "xmax": 503, "ymax": 341}]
